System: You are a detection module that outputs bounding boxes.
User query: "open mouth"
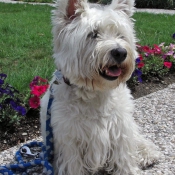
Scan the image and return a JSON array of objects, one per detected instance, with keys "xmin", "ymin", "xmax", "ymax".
[{"xmin": 99, "ymin": 65, "xmax": 121, "ymax": 81}]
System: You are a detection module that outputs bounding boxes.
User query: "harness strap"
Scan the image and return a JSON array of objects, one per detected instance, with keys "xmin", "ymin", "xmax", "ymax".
[
  {"xmin": 46, "ymin": 96, "xmax": 54, "ymax": 161},
  {"xmin": 45, "ymin": 70, "xmax": 65, "ymax": 161}
]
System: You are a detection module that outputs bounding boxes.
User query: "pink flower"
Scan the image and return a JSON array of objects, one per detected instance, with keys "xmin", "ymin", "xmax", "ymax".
[
  {"xmin": 165, "ymin": 51, "xmax": 174, "ymax": 56},
  {"xmin": 38, "ymin": 77, "xmax": 47, "ymax": 83},
  {"xmin": 153, "ymin": 44, "xmax": 161, "ymax": 55},
  {"xmin": 139, "ymin": 54, "xmax": 143, "ymax": 60},
  {"xmin": 159, "ymin": 42, "xmax": 165, "ymax": 47},
  {"xmin": 164, "ymin": 62, "xmax": 172, "ymax": 69},
  {"xmin": 137, "ymin": 62, "xmax": 145, "ymax": 68},
  {"xmin": 142, "ymin": 46, "xmax": 154, "ymax": 54},
  {"xmin": 29, "ymin": 96, "xmax": 40, "ymax": 109},
  {"xmin": 42, "ymin": 84, "xmax": 49, "ymax": 93},
  {"xmin": 169, "ymin": 43, "xmax": 175, "ymax": 51},
  {"xmin": 30, "ymin": 76, "xmax": 48, "ymax": 90},
  {"xmin": 31, "ymin": 85, "xmax": 49, "ymax": 97}
]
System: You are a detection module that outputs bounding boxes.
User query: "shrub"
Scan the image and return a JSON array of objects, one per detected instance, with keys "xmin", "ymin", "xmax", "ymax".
[
  {"xmin": 132, "ymin": 41, "xmax": 175, "ymax": 83},
  {"xmin": 89, "ymin": 0, "xmax": 175, "ymax": 9},
  {"xmin": 0, "ymin": 74, "xmax": 27, "ymax": 126},
  {"xmin": 99, "ymin": 0, "xmax": 111, "ymax": 4},
  {"xmin": 0, "ymin": 74, "xmax": 49, "ymax": 127},
  {"xmin": 135, "ymin": 0, "xmax": 175, "ymax": 9}
]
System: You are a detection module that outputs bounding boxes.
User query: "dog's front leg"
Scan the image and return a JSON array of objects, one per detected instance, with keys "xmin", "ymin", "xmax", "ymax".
[
  {"xmin": 135, "ymin": 134, "xmax": 161, "ymax": 169},
  {"xmin": 53, "ymin": 142, "xmax": 86, "ymax": 175},
  {"xmin": 110, "ymin": 142, "xmax": 139, "ymax": 175},
  {"xmin": 107, "ymin": 120, "xmax": 140, "ymax": 175}
]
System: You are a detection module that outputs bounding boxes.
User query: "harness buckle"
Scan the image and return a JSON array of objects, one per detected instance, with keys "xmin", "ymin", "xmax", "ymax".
[{"xmin": 20, "ymin": 146, "xmax": 39, "ymax": 158}]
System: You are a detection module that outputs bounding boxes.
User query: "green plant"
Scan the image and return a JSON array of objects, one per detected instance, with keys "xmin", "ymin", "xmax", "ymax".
[
  {"xmin": 132, "ymin": 41, "xmax": 175, "ymax": 83},
  {"xmin": 99, "ymin": 0, "xmax": 111, "ymax": 4},
  {"xmin": 0, "ymin": 73, "xmax": 26, "ymax": 126},
  {"xmin": 29, "ymin": 76, "xmax": 49, "ymax": 109},
  {"xmin": 135, "ymin": 0, "xmax": 175, "ymax": 9}
]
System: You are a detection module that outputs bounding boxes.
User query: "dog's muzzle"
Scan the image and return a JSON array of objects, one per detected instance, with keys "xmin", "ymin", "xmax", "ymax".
[{"xmin": 99, "ymin": 47, "xmax": 127, "ymax": 81}]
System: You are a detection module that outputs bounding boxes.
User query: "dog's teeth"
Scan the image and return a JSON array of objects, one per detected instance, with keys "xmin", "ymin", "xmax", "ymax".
[{"xmin": 105, "ymin": 69, "xmax": 109, "ymax": 75}]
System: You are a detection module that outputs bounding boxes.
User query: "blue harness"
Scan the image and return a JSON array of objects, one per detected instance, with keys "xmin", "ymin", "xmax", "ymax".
[{"xmin": 0, "ymin": 71, "xmax": 65, "ymax": 175}]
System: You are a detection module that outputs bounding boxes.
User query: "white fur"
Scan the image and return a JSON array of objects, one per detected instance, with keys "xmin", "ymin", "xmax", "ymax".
[{"xmin": 41, "ymin": 0, "xmax": 160, "ymax": 174}]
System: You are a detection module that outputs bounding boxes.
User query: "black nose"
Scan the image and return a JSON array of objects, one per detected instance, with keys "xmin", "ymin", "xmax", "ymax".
[{"xmin": 111, "ymin": 48, "xmax": 127, "ymax": 64}]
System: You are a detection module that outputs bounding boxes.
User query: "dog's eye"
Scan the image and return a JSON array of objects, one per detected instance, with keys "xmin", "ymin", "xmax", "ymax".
[
  {"xmin": 88, "ymin": 31, "xmax": 98, "ymax": 39},
  {"xmin": 120, "ymin": 36, "xmax": 125, "ymax": 39},
  {"xmin": 92, "ymin": 32, "xmax": 98, "ymax": 38}
]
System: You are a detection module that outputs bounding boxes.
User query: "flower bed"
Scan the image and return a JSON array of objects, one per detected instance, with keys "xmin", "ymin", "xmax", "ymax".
[{"xmin": 133, "ymin": 38, "xmax": 175, "ymax": 83}]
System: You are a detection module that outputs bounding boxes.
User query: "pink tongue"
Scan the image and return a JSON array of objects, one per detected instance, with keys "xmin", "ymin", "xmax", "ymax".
[{"xmin": 106, "ymin": 67, "xmax": 121, "ymax": 77}]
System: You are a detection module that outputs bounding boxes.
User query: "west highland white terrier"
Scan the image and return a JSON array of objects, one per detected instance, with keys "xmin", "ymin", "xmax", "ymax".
[{"xmin": 40, "ymin": 0, "xmax": 160, "ymax": 174}]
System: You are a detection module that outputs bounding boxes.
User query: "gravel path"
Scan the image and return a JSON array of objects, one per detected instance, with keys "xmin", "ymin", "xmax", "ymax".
[
  {"xmin": 1, "ymin": 83, "xmax": 175, "ymax": 174},
  {"xmin": 135, "ymin": 83, "xmax": 175, "ymax": 175},
  {"xmin": 136, "ymin": 8, "xmax": 175, "ymax": 15}
]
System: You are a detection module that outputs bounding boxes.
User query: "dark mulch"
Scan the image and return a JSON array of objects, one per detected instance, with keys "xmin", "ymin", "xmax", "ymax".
[
  {"xmin": 128, "ymin": 72, "xmax": 175, "ymax": 99},
  {"xmin": 0, "ymin": 110, "xmax": 41, "ymax": 152},
  {"xmin": 0, "ymin": 72, "xmax": 175, "ymax": 152}
]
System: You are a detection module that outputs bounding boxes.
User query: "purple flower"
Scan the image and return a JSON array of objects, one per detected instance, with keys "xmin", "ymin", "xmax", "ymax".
[
  {"xmin": 33, "ymin": 76, "xmax": 39, "ymax": 82},
  {"xmin": 133, "ymin": 69, "xmax": 142, "ymax": 76},
  {"xmin": 0, "ymin": 87, "xmax": 6, "ymax": 94},
  {"xmin": 0, "ymin": 73, "xmax": 7, "ymax": 86},
  {"xmin": 0, "ymin": 79, "xmax": 4, "ymax": 86},
  {"xmin": 169, "ymin": 43, "xmax": 175, "ymax": 50},
  {"xmin": 138, "ymin": 76, "xmax": 143, "ymax": 83},
  {"xmin": 162, "ymin": 55, "xmax": 167, "ymax": 59},
  {"xmin": 172, "ymin": 33, "xmax": 175, "ymax": 39},
  {"xmin": 136, "ymin": 57, "xmax": 141, "ymax": 63},
  {"xmin": 10, "ymin": 99, "xmax": 18, "ymax": 110},
  {"xmin": 30, "ymin": 76, "xmax": 39, "ymax": 90},
  {"xmin": 132, "ymin": 69, "xmax": 143, "ymax": 83},
  {"xmin": 6, "ymin": 84, "xmax": 19, "ymax": 95},
  {"xmin": 3, "ymin": 88, "xmax": 14, "ymax": 97},
  {"xmin": 16, "ymin": 106, "xmax": 26, "ymax": 116},
  {"xmin": 0, "ymin": 73, "xmax": 7, "ymax": 80},
  {"xmin": 0, "ymin": 73, "xmax": 27, "ymax": 121},
  {"xmin": 165, "ymin": 51, "xmax": 174, "ymax": 56},
  {"xmin": 9, "ymin": 99, "xmax": 26, "ymax": 115}
]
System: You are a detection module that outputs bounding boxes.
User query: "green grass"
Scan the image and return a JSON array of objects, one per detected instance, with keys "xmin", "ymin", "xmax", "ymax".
[
  {"xmin": 0, "ymin": 3, "xmax": 54, "ymax": 93},
  {"xmin": 0, "ymin": 2, "xmax": 175, "ymax": 94},
  {"xmin": 133, "ymin": 12, "xmax": 175, "ymax": 45}
]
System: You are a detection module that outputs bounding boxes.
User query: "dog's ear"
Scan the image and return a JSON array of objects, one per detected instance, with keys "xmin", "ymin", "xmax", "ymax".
[
  {"xmin": 109, "ymin": 0, "xmax": 135, "ymax": 16},
  {"xmin": 67, "ymin": 0, "xmax": 78, "ymax": 19},
  {"xmin": 67, "ymin": 0, "xmax": 89, "ymax": 19},
  {"xmin": 54, "ymin": 0, "xmax": 88, "ymax": 20}
]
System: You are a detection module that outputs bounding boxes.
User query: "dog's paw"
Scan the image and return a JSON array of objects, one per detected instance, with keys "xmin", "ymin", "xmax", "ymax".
[{"xmin": 139, "ymin": 149, "xmax": 161, "ymax": 170}]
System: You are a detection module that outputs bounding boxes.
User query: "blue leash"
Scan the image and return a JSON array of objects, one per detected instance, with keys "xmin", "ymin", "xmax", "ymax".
[
  {"xmin": 0, "ymin": 71, "xmax": 64, "ymax": 175},
  {"xmin": 0, "ymin": 142, "xmax": 53, "ymax": 175}
]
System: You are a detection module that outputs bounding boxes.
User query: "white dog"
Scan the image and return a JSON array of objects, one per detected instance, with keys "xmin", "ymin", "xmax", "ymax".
[{"xmin": 40, "ymin": 0, "xmax": 160, "ymax": 174}]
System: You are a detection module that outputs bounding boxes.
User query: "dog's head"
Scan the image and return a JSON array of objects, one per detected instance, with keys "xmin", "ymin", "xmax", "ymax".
[{"xmin": 52, "ymin": 0, "xmax": 137, "ymax": 91}]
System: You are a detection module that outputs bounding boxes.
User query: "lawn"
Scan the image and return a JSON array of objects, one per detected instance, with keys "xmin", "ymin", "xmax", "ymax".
[
  {"xmin": 133, "ymin": 12, "xmax": 175, "ymax": 45},
  {"xmin": 0, "ymin": 3, "xmax": 175, "ymax": 94},
  {"xmin": 0, "ymin": 3, "xmax": 54, "ymax": 93}
]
